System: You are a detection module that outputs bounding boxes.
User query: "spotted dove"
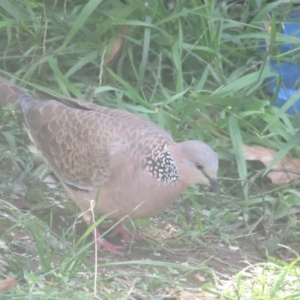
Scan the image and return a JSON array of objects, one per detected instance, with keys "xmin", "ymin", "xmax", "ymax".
[{"xmin": 0, "ymin": 76, "xmax": 219, "ymax": 255}]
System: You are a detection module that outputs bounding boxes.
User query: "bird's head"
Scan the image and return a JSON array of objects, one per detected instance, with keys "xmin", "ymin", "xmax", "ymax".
[{"xmin": 174, "ymin": 140, "xmax": 219, "ymax": 194}]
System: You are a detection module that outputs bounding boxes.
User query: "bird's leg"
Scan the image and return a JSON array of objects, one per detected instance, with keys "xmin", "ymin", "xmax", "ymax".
[
  {"xmin": 109, "ymin": 221, "xmax": 143, "ymax": 243},
  {"xmin": 94, "ymin": 228, "xmax": 124, "ymax": 256}
]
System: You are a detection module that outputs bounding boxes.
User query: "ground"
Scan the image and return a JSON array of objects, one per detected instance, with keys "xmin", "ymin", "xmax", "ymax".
[{"xmin": 2, "ymin": 181, "xmax": 296, "ymax": 299}]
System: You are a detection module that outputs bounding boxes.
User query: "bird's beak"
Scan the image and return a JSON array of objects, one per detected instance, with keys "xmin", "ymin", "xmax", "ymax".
[{"xmin": 208, "ymin": 177, "xmax": 220, "ymax": 196}]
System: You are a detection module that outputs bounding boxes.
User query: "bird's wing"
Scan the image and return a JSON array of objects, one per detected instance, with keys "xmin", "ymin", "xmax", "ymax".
[
  {"xmin": 20, "ymin": 94, "xmax": 174, "ymax": 189},
  {"xmin": 20, "ymin": 95, "xmax": 119, "ymax": 189}
]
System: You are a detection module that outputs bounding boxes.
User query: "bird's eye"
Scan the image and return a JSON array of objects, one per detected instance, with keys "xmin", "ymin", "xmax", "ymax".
[{"xmin": 196, "ymin": 163, "xmax": 203, "ymax": 170}]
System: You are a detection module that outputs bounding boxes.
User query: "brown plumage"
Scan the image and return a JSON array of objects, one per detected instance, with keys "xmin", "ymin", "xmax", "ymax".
[{"xmin": 0, "ymin": 76, "xmax": 219, "ymax": 255}]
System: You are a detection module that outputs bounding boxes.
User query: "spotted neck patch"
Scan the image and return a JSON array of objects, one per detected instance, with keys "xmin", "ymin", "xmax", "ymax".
[{"xmin": 145, "ymin": 143, "xmax": 179, "ymax": 183}]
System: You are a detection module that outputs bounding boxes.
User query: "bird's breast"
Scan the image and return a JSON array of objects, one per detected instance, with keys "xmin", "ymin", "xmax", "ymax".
[{"xmin": 92, "ymin": 172, "xmax": 185, "ymax": 220}]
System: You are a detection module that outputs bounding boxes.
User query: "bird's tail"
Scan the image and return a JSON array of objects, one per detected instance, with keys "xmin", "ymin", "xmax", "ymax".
[{"xmin": 0, "ymin": 76, "xmax": 29, "ymax": 122}]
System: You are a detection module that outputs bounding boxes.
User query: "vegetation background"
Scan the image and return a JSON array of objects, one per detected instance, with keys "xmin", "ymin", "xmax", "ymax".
[{"xmin": 0, "ymin": 0, "xmax": 300, "ymax": 299}]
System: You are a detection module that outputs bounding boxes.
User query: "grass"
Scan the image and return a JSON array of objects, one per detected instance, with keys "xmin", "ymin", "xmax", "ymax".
[{"xmin": 1, "ymin": 0, "xmax": 300, "ymax": 299}]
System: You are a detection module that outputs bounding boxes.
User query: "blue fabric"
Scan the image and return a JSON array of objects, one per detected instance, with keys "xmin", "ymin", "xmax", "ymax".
[
  {"xmin": 273, "ymin": 88, "xmax": 300, "ymax": 115},
  {"xmin": 265, "ymin": 11, "xmax": 300, "ymax": 115}
]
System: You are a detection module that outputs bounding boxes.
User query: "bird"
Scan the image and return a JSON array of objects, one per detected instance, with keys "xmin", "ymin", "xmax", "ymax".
[{"xmin": 0, "ymin": 76, "xmax": 219, "ymax": 256}]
